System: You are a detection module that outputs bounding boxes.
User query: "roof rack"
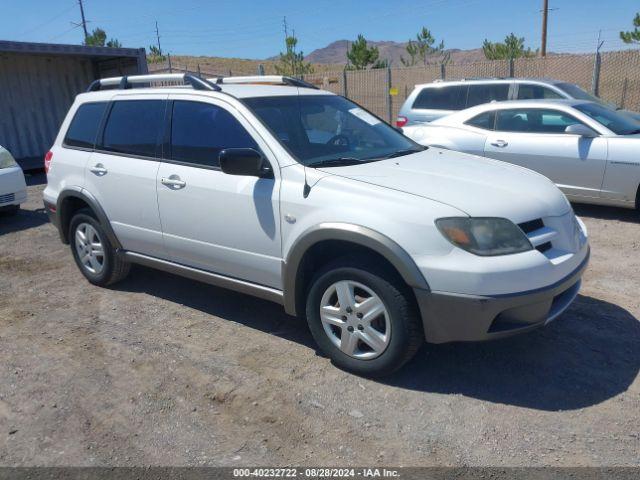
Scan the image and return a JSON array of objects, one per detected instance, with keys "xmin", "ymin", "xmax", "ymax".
[
  {"xmin": 86, "ymin": 73, "xmax": 221, "ymax": 92},
  {"xmin": 208, "ymin": 75, "xmax": 319, "ymax": 90}
]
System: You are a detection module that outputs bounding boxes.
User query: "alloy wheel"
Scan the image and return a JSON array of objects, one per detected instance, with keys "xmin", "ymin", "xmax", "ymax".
[
  {"xmin": 74, "ymin": 222, "xmax": 105, "ymax": 275},
  {"xmin": 319, "ymin": 280, "xmax": 391, "ymax": 359}
]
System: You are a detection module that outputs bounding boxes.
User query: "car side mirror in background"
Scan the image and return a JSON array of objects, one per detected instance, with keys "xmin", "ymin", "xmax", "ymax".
[
  {"xmin": 564, "ymin": 124, "xmax": 597, "ymax": 137},
  {"xmin": 219, "ymin": 148, "xmax": 273, "ymax": 178}
]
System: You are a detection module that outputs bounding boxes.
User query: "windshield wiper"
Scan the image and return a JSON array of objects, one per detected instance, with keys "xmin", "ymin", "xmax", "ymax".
[
  {"xmin": 385, "ymin": 146, "xmax": 427, "ymax": 159},
  {"xmin": 306, "ymin": 157, "xmax": 367, "ymax": 168},
  {"xmin": 625, "ymin": 129, "xmax": 640, "ymax": 135}
]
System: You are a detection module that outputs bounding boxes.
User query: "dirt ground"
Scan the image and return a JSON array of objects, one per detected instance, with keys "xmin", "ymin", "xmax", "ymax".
[{"xmin": 0, "ymin": 173, "xmax": 639, "ymax": 467}]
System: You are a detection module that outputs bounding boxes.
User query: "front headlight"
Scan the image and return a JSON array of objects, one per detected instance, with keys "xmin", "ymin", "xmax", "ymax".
[
  {"xmin": 0, "ymin": 147, "xmax": 18, "ymax": 169},
  {"xmin": 436, "ymin": 217, "xmax": 533, "ymax": 256}
]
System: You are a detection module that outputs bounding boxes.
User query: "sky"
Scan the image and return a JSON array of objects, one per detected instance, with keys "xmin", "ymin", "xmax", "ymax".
[{"xmin": 4, "ymin": 0, "xmax": 640, "ymax": 59}]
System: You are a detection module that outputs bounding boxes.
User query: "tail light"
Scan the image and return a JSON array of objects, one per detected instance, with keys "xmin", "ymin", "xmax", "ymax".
[
  {"xmin": 44, "ymin": 150, "xmax": 53, "ymax": 174},
  {"xmin": 396, "ymin": 116, "xmax": 408, "ymax": 128}
]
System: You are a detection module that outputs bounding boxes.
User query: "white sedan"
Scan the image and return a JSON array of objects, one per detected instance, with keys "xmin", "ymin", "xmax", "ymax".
[
  {"xmin": 403, "ymin": 99, "xmax": 640, "ymax": 210},
  {"xmin": 0, "ymin": 146, "xmax": 27, "ymax": 216}
]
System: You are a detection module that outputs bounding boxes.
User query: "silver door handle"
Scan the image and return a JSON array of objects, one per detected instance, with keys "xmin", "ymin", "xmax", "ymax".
[
  {"xmin": 491, "ymin": 140, "xmax": 508, "ymax": 148},
  {"xmin": 90, "ymin": 164, "xmax": 108, "ymax": 175},
  {"xmin": 161, "ymin": 177, "xmax": 186, "ymax": 188}
]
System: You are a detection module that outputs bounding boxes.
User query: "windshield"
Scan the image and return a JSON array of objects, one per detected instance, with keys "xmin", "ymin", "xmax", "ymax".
[
  {"xmin": 557, "ymin": 83, "xmax": 604, "ymax": 104},
  {"xmin": 242, "ymin": 95, "xmax": 423, "ymax": 167},
  {"xmin": 574, "ymin": 102, "xmax": 640, "ymax": 135}
]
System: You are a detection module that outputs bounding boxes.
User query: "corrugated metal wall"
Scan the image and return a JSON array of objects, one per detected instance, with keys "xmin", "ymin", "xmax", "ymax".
[{"xmin": 0, "ymin": 52, "xmax": 140, "ymax": 167}]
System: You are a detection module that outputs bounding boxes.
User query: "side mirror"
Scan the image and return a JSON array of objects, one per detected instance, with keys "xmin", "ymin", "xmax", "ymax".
[
  {"xmin": 219, "ymin": 148, "xmax": 272, "ymax": 178},
  {"xmin": 564, "ymin": 124, "xmax": 597, "ymax": 137}
]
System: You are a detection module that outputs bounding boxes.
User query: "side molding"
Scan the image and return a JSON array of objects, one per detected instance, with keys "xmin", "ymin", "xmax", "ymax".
[
  {"xmin": 122, "ymin": 251, "xmax": 284, "ymax": 305},
  {"xmin": 282, "ymin": 223, "xmax": 430, "ymax": 316},
  {"xmin": 57, "ymin": 188, "xmax": 122, "ymax": 249}
]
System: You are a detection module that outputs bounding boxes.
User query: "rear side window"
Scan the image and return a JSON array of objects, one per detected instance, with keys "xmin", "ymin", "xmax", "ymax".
[
  {"xmin": 64, "ymin": 102, "xmax": 108, "ymax": 149},
  {"xmin": 413, "ymin": 85, "xmax": 467, "ymax": 110},
  {"xmin": 517, "ymin": 84, "xmax": 564, "ymax": 100},
  {"xmin": 170, "ymin": 101, "xmax": 258, "ymax": 167},
  {"xmin": 466, "ymin": 84, "xmax": 509, "ymax": 108},
  {"xmin": 101, "ymin": 100, "xmax": 165, "ymax": 157},
  {"xmin": 465, "ymin": 110, "xmax": 496, "ymax": 130}
]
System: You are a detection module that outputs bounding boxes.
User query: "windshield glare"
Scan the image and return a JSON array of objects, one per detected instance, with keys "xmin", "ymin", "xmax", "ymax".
[
  {"xmin": 575, "ymin": 102, "xmax": 640, "ymax": 135},
  {"xmin": 243, "ymin": 95, "xmax": 421, "ymax": 166}
]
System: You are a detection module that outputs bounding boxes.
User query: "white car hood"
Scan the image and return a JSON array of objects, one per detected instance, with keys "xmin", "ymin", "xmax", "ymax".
[{"xmin": 318, "ymin": 148, "xmax": 571, "ymax": 222}]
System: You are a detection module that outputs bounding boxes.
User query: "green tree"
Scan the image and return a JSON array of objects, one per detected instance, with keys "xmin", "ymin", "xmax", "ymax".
[
  {"xmin": 482, "ymin": 33, "xmax": 536, "ymax": 60},
  {"xmin": 274, "ymin": 34, "xmax": 313, "ymax": 76},
  {"xmin": 84, "ymin": 28, "xmax": 122, "ymax": 48},
  {"xmin": 416, "ymin": 27, "xmax": 445, "ymax": 65},
  {"xmin": 400, "ymin": 40, "xmax": 419, "ymax": 67},
  {"xmin": 148, "ymin": 45, "xmax": 166, "ymax": 63},
  {"xmin": 401, "ymin": 27, "xmax": 445, "ymax": 67},
  {"xmin": 346, "ymin": 34, "xmax": 388, "ymax": 70},
  {"xmin": 620, "ymin": 12, "xmax": 640, "ymax": 43}
]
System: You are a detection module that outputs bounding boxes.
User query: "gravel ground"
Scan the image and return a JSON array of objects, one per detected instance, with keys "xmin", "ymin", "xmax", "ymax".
[{"xmin": 0, "ymin": 174, "xmax": 639, "ymax": 467}]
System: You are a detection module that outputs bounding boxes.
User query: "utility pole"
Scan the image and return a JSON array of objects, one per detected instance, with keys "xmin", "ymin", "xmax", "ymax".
[
  {"xmin": 541, "ymin": 0, "xmax": 549, "ymax": 57},
  {"xmin": 292, "ymin": 28, "xmax": 297, "ymax": 77},
  {"xmin": 591, "ymin": 30, "xmax": 604, "ymax": 95},
  {"xmin": 155, "ymin": 21, "xmax": 162, "ymax": 55},
  {"xmin": 78, "ymin": 0, "xmax": 89, "ymax": 42}
]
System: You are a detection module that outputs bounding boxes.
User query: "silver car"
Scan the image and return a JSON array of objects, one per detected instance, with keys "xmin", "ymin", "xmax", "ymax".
[
  {"xmin": 403, "ymin": 99, "xmax": 640, "ymax": 210},
  {"xmin": 396, "ymin": 78, "xmax": 640, "ymax": 127}
]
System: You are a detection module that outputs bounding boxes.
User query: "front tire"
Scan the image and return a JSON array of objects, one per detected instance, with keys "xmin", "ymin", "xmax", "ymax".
[
  {"xmin": 305, "ymin": 258, "xmax": 423, "ymax": 377},
  {"xmin": 69, "ymin": 209, "xmax": 130, "ymax": 286}
]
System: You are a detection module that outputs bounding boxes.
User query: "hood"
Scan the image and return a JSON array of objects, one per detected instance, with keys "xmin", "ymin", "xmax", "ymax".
[{"xmin": 318, "ymin": 148, "xmax": 570, "ymax": 222}]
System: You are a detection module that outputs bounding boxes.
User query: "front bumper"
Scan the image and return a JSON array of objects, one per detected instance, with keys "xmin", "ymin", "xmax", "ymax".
[
  {"xmin": 0, "ymin": 166, "xmax": 27, "ymax": 207},
  {"xmin": 414, "ymin": 248, "xmax": 589, "ymax": 343}
]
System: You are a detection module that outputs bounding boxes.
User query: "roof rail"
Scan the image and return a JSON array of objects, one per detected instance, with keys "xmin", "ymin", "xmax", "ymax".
[
  {"xmin": 207, "ymin": 75, "xmax": 319, "ymax": 90},
  {"xmin": 86, "ymin": 73, "xmax": 221, "ymax": 92}
]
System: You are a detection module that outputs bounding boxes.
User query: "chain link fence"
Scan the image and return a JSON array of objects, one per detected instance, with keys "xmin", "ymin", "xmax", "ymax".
[
  {"xmin": 303, "ymin": 49, "xmax": 640, "ymax": 123},
  {"xmin": 148, "ymin": 49, "xmax": 640, "ymax": 123}
]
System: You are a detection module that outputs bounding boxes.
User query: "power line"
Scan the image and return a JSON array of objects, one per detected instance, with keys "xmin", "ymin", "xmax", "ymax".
[{"xmin": 16, "ymin": 2, "xmax": 78, "ymax": 39}]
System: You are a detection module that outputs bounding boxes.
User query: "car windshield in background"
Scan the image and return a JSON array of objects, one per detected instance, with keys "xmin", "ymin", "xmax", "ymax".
[
  {"xmin": 558, "ymin": 83, "xmax": 603, "ymax": 104},
  {"xmin": 243, "ymin": 95, "xmax": 422, "ymax": 167},
  {"xmin": 574, "ymin": 102, "xmax": 640, "ymax": 135}
]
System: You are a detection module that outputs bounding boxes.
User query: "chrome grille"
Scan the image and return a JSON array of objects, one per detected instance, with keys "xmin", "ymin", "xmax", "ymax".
[
  {"xmin": 518, "ymin": 218, "xmax": 559, "ymax": 255},
  {"xmin": 0, "ymin": 193, "xmax": 15, "ymax": 204},
  {"xmin": 519, "ymin": 212, "xmax": 583, "ymax": 262}
]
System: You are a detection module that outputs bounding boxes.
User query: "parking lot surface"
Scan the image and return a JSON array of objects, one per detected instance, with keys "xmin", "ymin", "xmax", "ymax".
[{"xmin": 1, "ymin": 174, "xmax": 639, "ymax": 466}]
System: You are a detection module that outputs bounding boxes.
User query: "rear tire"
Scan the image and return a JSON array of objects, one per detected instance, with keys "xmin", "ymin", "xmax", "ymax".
[
  {"xmin": 305, "ymin": 257, "xmax": 423, "ymax": 377},
  {"xmin": 69, "ymin": 209, "xmax": 130, "ymax": 286}
]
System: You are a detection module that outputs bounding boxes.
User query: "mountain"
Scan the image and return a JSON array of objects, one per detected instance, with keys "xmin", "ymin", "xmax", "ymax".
[{"xmin": 303, "ymin": 39, "xmax": 486, "ymax": 66}]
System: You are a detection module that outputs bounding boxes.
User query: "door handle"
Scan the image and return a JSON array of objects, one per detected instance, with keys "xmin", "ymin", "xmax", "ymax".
[
  {"xmin": 161, "ymin": 176, "xmax": 186, "ymax": 188},
  {"xmin": 490, "ymin": 140, "xmax": 508, "ymax": 148},
  {"xmin": 90, "ymin": 163, "xmax": 108, "ymax": 175}
]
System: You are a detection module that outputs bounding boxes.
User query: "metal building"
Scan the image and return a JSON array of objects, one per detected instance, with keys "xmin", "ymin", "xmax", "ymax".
[{"xmin": 0, "ymin": 40, "xmax": 148, "ymax": 169}]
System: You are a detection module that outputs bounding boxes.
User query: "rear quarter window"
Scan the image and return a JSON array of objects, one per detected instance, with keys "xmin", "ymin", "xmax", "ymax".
[
  {"xmin": 412, "ymin": 85, "xmax": 468, "ymax": 110},
  {"xmin": 517, "ymin": 84, "xmax": 564, "ymax": 100},
  {"xmin": 64, "ymin": 102, "xmax": 108, "ymax": 149},
  {"xmin": 466, "ymin": 84, "xmax": 510, "ymax": 107},
  {"xmin": 465, "ymin": 110, "xmax": 496, "ymax": 130}
]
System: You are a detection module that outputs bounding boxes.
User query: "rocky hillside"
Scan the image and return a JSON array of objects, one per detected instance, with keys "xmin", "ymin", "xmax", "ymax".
[{"xmin": 304, "ymin": 40, "xmax": 486, "ymax": 66}]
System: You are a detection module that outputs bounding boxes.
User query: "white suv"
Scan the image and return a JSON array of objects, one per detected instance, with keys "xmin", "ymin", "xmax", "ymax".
[{"xmin": 43, "ymin": 74, "xmax": 589, "ymax": 376}]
